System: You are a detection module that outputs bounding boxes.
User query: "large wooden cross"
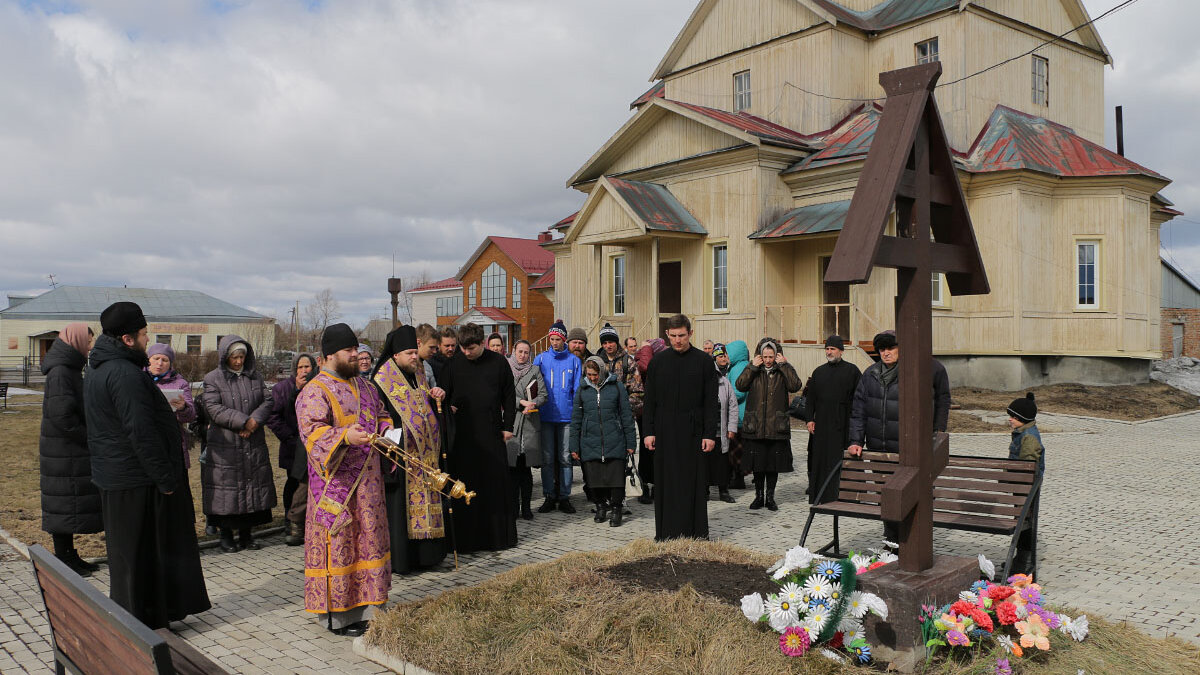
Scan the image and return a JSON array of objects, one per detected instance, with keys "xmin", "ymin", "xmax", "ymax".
[{"xmin": 825, "ymin": 63, "xmax": 990, "ymax": 573}]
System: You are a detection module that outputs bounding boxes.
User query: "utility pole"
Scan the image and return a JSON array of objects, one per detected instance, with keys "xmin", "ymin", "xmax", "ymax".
[{"xmin": 291, "ymin": 301, "xmax": 300, "ymax": 353}]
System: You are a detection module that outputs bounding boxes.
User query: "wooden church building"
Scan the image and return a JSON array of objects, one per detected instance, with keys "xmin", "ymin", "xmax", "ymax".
[{"xmin": 544, "ymin": 0, "xmax": 1177, "ymax": 389}]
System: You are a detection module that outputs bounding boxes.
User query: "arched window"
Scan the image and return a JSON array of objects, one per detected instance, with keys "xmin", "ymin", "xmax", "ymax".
[{"xmin": 482, "ymin": 262, "xmax": 507, "ymax": 308}]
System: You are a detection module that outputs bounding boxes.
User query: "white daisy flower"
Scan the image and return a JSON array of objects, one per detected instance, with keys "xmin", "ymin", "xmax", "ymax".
[
  {"xmin": 766, "ymin": 557, "xmax": 785, "ymax": 575},
  {"xmin": 860, "ymin": 592, "xmax": 889, "ymax": 620},
  {"xmin": 768, "ymin": 611, "xmax": 793, "ymax": 633},
  {"xmin": 877, "ymin": 550, "xmax": 898, "ymax": 564},
  {"xmin": 800, "ymin": 618, "xmax": 822, "ymax": 642},
  {"xmin": 1060, "ymin": 614, "xmax": 1089, "ymax": 642},
  {"xmin": 807, "ymin": 605, "xmax": 830, "ymax": 631},
  {"xmin": 979, "ymin": 554, "xmax": 996, "ymax": 580},
  {"xmin": 838, "ymin": 616, "xmax": 863, "ymax": 634},
  {"xmin": 803, "ymin": 575, "xmax": 833, "ymax": 599},
  {"xmin": 779, "ymin": 582, "xmax": 805, "ymax": 605},
  {"xmin": 882, "ymin": 539, "xmax": 898, "ymax": 550},
  {"xmin": 740, "ymin": 593, "xmax": 765, "ymax": 622},
  {"xmin": 958, "ymin": 590, "xmax": 978, "ymax": 604},
  {"xmin": 850, "ymin": 554, "xmax": 873, "ymax": 569},
  {"xmin": 995, "ymin": 634, "xmax": 1017, "ymax": 654},
  {"xmin": 766, "ymin": 594, "xmax": 799, "ymax": 628},
  {"xmin": 819, "ymin": 648, "xmax": 847, "ymax": 663},
  {"xmin": 842, "ymin": 621, "xmax": 865, "ymax": 644},
  {"xmin": 845, "ymin": 591, "xmax": 868, "ymax": 618}
]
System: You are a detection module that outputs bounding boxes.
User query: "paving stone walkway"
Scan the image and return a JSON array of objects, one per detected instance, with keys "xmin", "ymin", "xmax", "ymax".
[{"xmin": 2, "ymin": 410, "xmax": 1197, "ymax": 673}]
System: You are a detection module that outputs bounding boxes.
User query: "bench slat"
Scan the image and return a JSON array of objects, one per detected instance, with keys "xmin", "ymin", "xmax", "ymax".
[
  {"xmin": 932, "ymin": 510, "xmax": 1019, "ymax": 533},
  {"xmin": 933, "ymin": 498, "xmax": 1024, "ymax": 517},
  {"xmin": 838, "ymin": 480, "xmax": 887, "ymax": 493},
  {"xmin": 839, "ymin": 491, "xmax": 883, "ymax": 503},
  {"xmin": 933, "ymin": 487, "xmax": 1028, "ymax": 506},
  {"xmin": 39, "ymin": 570, "xmax": 159, "ymax": 674},
  {"xmin": 947, "ymin": 456, "xmax": 1038, "ymax": 472},
  {"xmin": 938, "ymin": 466, "xmax": 1034, "ymax": 483},
  {"xmin": 933, "ymin": 476, "xmax": 1032, "ymax": 495},
  {"xmin": 841, "ymin": 461, "xmax": 898, "ymax": 473},
  {"xmin": 156, "ymin": 629, "xmax": 229, "ymax": 675}
]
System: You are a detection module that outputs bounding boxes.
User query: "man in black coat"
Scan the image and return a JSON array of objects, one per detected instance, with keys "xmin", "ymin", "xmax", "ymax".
[
  {"xmin": 642, "ymin": 314, "xmax": 720, "ymax": 541},
  {"xmin": 83, "ymin": 302, "xmax": 210, "ymax": 629},
  {"xmin": 800, "ymin": 336, "xmax": 861, "ymax": 504},
  {"xmin": 847, "ymin": 330, "xmax": 950, "ymax": 457}
]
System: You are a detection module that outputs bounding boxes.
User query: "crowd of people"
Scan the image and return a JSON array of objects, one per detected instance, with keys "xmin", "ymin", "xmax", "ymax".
[{"xmin": 35, "ymin": 301, "xmax": 1046, "ymax": 639}]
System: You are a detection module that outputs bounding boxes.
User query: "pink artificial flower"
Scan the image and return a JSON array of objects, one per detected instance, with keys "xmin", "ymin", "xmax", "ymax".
[{"xmin": 779, "ymin": 626, "xmax": 811, "ymax": 657}]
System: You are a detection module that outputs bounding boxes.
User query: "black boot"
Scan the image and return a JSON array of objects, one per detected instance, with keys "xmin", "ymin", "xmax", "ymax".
[
  {"xmin": 749, "ymin": 483, "xmax": 765, "ymax": 510},
  {"xmin": 219, "ymin": 528, "xmax": 238, "ymax": 553},
  {"xmin": 537, "ymin": 497, "xmax": 557, "ymax": 513},
  {"xmin": 610, "ymin": 502, "xmax": 624, "ymax": 527},
  {"xmin": 765, "ymin": 473, "xmax": 779, "ymax": 511},
  {"xmin": 285, "ymin": 521, "xmax": 304, "ymax": 546},
  {"xmin": 594, "ymin": 500, "xmax": 609, "ymax": 523},
  {"xmin": 637, "ymin": 484, "xmax": 654, "ymax": 505},
  {"xmin": 719, "ymin": 488, "xmax": 736, "ymax": 503},
  {"xmin": 238, "ymin": 528, "xmax": 261, "ymax": 551}
]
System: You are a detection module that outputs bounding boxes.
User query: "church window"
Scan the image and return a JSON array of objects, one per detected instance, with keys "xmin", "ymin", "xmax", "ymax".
[{"xmin": 733, "ymin": 70, "xmax": 751, "ymax": 112}]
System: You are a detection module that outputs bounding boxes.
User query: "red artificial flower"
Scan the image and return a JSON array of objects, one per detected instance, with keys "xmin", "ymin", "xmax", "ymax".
[
  {"xmin": 869, "ymin": 561, "xmax": 886, "ymax": 570},
  {"xmin": 828, "ymin": 631, "xmax": 844, "ymax": 649},
  {"xmin": 951, "ymin": 600, "xmax": 977, "ymax": 617},
  {"xmin": 995, "ymin": 601, "xmax": 1018, "ymax": 626},
  {"xmin": 988, "ymin": 586, "xmax": 1016, "ymax": 602},
  {"xmin": 970, "ymin": 609, "xmax": 995, "ymax": 633}
]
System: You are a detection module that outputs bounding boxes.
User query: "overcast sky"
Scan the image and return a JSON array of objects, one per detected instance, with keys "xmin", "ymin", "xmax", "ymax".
[{"xmin": 1, "ymin": 0, "xmax": 1194, "ymax": 326}]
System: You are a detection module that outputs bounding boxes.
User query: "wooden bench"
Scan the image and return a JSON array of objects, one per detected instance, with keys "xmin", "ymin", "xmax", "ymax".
[
  {"xmin": 800, "ymin": 451, "xmax": 1042, "ymax": 578},
  {"xmin": 29, "ymin": 544, "xmax": 228, "ymax": 675}
]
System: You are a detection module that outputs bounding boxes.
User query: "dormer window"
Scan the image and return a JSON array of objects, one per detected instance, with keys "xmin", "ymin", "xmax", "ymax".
[
  {"xmin": 916, "ymin": 38, "xmax": 939, "ymax": 64},
  {"xmin": 733, "ymin": 70, "xmax": 751, "ymax": 112},
  {"xmin": 1032, "ymin": 55, "xmax": 1049, "ymax": 106}
]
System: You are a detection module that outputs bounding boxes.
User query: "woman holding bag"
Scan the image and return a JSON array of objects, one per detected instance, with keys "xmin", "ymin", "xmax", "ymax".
[{"xmin": 507, "ymin": 340, "xmax": 546, "ymax": 521}]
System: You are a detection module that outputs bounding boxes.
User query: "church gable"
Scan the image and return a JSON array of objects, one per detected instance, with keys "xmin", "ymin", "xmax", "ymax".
[
  {"xmin": 653, "ymin": 0, "xmax": 829, "ymax": 79},
  {"xmin": 570, "ymin": 189, "xmax": 646, "ymax": 245},
  {"xmin": 970, "ymin": 0, "xmax": 1110, "ymax": 61},
  {"xmin": 607, "ymin": 112, "xmax": 748, "ymax": 176}
]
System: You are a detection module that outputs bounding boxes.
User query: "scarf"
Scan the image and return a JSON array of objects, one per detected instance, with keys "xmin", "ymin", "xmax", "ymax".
[
  {"xmin": 60, "ymin": 322, "xmax": 91, "ymax": 357},
  {"xmin": 509, "ymin": 354, "xmax": 533, "ymax": 382},
  {"xmin": 879, "ymin": 362, "xmax": 899, "ymax": 389}
]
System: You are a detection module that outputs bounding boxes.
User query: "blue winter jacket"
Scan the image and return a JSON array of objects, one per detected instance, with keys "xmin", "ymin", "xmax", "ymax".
[
  {"xmin": 533, "ymin": 345, "xmax": 582, "ymax": 424},
  {"xmin": 725, "ymin": 340, "xmax": 751, "ymax": 423}
]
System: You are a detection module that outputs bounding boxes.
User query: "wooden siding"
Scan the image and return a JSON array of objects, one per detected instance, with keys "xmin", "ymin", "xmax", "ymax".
[
  {"xmin": 575, "ymin": 192, "xmax": 645, "ymax": 245},
  {"xmin": 670, "ymin": 0, "xmax": 824, "ymax": 76},
  {"xmin": 974, "ymin": 0, "xmax": 1077, "ymax": 37},
  {"xmin": 606, "ymin": 114, "xmax": 742, "ymax": 175}
]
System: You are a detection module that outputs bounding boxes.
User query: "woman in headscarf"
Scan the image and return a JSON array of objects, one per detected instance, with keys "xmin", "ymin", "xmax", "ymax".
[
  {"xmin": 487, "ymin": 332, "xmax": 506, "ymax": 355},
  {"xmin": 632, "ymin": 338, "xmax": 667, "ymax": 504},
  {"xmin": 266, "ymin": 353, "xmax": 317, "ymax": 546},
  {"xmin": 145, "ymin": 343, "xmax": 197, "ymax": 469},
  {"xmin": 735, "ymin": 338, "xmax": 802, "ymax": 511},
  {"xmin": 39, "ymin": 323, "xmax": 103, "ymax": 575},
  {"xmin": 569, "ymin": 357, "xmax": 637, "ymax": 527},
  {"xmin": 506, "ymin": 340, "xmax": 546, "ymax": 520},
  {"xmin": 200, "ymin": 336, "xmax": 276, "ymax": 552}
]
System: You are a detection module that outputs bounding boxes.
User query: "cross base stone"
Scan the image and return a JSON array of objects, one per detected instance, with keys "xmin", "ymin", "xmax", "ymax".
[{"xmin": 857, "ymin": 554, "xmax": 980, "ymax": 673}]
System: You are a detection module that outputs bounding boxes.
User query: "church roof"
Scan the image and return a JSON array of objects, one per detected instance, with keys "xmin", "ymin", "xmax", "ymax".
[
  {"xmin": 810, "ymin": 0, "xmax": 958, "ymax": 32},
  {"xmin": 672, "ymin": 100, "xmax": 812, "ymax": 149},
  {"xmin": 530, "ymin": 265, "xmax": 556, "ymax": 290},
  {"xmin": 408, "ymin": 277, "xmax": 463, "ymax": 293},
  {"xmin": 456, "ymin": 236, "xmax": 556, "ymax": 281},
  {"xmin": 630, "ymin": 81, "xmax": 666, "ymax": 109},
  {"xmin": 751, "ymin": 200, "xmax": 850, "ymax": 240},
  {"xmin": 606, "ymin": 178, "xmax": 708, "ymax": 235}
]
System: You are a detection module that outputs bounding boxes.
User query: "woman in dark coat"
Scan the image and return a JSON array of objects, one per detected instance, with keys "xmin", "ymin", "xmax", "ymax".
[
  {"xmin": 266, "ymin": 353, "xmax": 316, "ymax": 545},
  {"xmin": 507, "ymin": 340, "xmax": 546, "ymax": 521},
  {"xmin": 736, "ymin": 338, "xmax": 802, "ymax": 511},
  {"xmin": 569, "ymin": 357, "xmax": 636, "ymax": 527},
  {"xmin": 200, "ymin": 335, "xmax": 276, "ymax": 552},
  {"xmin": 39, "ymin": 322, "xmax": 102, "ymax": 575}
]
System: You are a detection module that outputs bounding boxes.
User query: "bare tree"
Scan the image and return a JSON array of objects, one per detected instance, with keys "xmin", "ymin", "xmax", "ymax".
[
  {"xmin": 304, "ymin": 289, "xmax": 341, "ymax": 335},
  {"xmin": 399, "ymin": 270, "xmax": 431, "ymax": 325}
]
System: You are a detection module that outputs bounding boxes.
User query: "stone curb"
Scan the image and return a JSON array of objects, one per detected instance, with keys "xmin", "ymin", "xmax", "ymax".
[
  {"xmin": 353, "ymin": 636, "xmax": 441, "ymax": 675},
  {"xmin": 0, "ymin": 523, "xmax": 284, "ymax": 564},
  {"xmin": 0, "ymin": 522, "xmax": 29, "ymax": 560}
]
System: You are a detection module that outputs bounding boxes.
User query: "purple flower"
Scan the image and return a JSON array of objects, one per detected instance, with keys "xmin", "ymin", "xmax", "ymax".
[
  {"xmin": 946, "ymin": 630, "xmax": 970, "ymax": 647},
  {"xmin": 1029, "ymin": 605, "xmax": 1060, "ymax": 629},
  {"xmin": 1018, "ymin": 587, "xmax": 1042, "ymax": 605},
  {"xmin": 994, "ymin": 657, "xmax": 1012, "ymax": 675}
]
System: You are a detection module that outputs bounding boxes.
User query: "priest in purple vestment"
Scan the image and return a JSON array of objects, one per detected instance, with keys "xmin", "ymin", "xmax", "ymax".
[{"xmin": 296, "ymin": 323, "xmax": 392, "ymax": 637}]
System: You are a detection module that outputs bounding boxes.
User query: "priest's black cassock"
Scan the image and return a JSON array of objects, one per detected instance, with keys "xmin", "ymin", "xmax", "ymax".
[
  {"xmin": 446, "ymin": 348, "xmax": 517, "ymax": 553},
  {"xmin": 642, "ymin": 345, "xmax": 720, "ymax": 541},
  {"xmin": 800, "ymin": 358, "xmax": 861, "ymax": 504}
]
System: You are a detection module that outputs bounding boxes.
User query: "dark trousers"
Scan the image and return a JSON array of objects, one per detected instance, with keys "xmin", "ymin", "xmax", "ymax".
[
  {"xmin": 510, "ymin": 455, "xmax": 533, "ymax": 512},
  {"xmin": 51, "ymin": 533, "xmax": 76, "ymax": 558}
]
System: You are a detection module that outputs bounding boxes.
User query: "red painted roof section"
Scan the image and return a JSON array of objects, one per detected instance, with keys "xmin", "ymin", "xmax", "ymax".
[
  {"xmin": 409, "ymin": 277, "xmax": 462, "ymax": 293},
  {"xmin": 552, "ymin": 211, "xmax": 578, "ymax": 230},
  {"xmin": 530, "ymin": 265, "xmax": 555, "ymax": 290},
  {"xmin": 606, "ymin": 178, "xmax": 707, "ymax": 235},
  {"xmin": 631, "ymin": 81, "xmax": 666, "ymax": 109},
  {"xmin": 964, "ymin": 106, "xmax": 1168, "ymax": 180},
  {"xmin": 671, "ymin": 100, "xmax": 812, "ymax": 149},
  {"xmin": 786, "ymin": 104, "xmax": 883, "ymax": 172}
]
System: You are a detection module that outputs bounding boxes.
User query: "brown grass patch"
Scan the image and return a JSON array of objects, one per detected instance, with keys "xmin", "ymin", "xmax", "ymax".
[
  {"xmin": 952, "ymin": 382, "xmax": 1198, "ymax": 421},
  {"xmin": 0, "ymin": 400, "xmax": 288, "ymax": 558},
  {"xmin": 364, "ymin": 539, "xmax": 1199, "ymax": 675}
]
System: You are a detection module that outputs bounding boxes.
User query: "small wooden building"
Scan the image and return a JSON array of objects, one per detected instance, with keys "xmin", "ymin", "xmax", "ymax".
[
  {"xmin": 547, "ymin": 0, "xmax": 1178, "ymax": 388},
  {"xmin": 1161, "ymin": 257, "xmax": 1200, "ymax": 360}
]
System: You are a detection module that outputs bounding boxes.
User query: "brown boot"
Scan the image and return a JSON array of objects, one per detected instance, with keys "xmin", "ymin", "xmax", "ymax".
[{"xmin": 285, "ymin": 520, "xmax": 304, "ymax": 546}]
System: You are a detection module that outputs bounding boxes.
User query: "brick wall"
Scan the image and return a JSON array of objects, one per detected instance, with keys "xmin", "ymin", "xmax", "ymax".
[
  {"xmin": 1161, "ymin": 308, "xmax": 1200, "ymax": 359},
  {"xmin": 453, "ymin": 243, "xmax": 554, "ymax": 341}
]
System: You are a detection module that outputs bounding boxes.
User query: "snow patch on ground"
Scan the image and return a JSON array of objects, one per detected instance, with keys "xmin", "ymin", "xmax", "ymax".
[{"xmin": 1151, "ymin": 358, "xmax": 1200, "ymax": 397}]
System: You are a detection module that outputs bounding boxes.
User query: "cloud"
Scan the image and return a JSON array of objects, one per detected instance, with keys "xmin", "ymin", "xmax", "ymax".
[{"xmin": 1, "ymin": 0, "xmax": 1197, "ymax": 319}]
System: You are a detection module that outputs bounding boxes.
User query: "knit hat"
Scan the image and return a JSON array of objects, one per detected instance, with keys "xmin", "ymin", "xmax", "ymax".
[
  {"xmin": 548, "ymin": 320, "xmax": 567, "ymax": 340},
  {"xmin": 1007, "ymin": 393, "xmax": 1037, "ymax": 423},
  {"xmin": 567, "ymin": 327, "xmax": 588, "ymax": 344},
  {"xmin": 872, "ymin": 330, "xmax": 898, "ymax": 351},
  {"xmin": 824, "ymin": 335, "xmax": 845, "ymax": 350},
  {"xmin": 228, "ymin": 342, "xmax": 248, "ymax": 356},
  {"xmin": 100, "ymin": 301, "xmax": 147, "ymax": 338},
  {"xmin": 712, "ymin": 342, "xmax": 727, "ymax": 358},
  {"xmin": 321, "ymin": 323, "xmax": 358, "ymax": 356},
  {"xmin": 147, "ymin": 342, "xmax": 176, "ymax": 364},
  {"xmin": 357, "ymin": 343, "xmax": 373, "ymax": 357},
  {"xmin": 599, "ymin": 323, "xmax": 619, "ymax": 344}
]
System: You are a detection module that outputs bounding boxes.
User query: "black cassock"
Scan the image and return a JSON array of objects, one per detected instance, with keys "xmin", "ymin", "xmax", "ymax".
[
  {"xmin": 446, "ymin": 349, "xmax": 517, "ymax": 553},
  {"xmin": 801, "ymin": 359, "xmax": 861, "ymax": 504},
  {"xmin": 642, "ymin": 345, "xmax": 719, "ymax": 541}
]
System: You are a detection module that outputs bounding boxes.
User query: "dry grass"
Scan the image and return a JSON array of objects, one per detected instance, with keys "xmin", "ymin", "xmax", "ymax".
[
  {"xmin": 365, "ymin": 539, "xmax": 1200, "ymax": 675},
  {"xmin": 0, "ymin": 399, "xmax": 287, "ymax": 558},
  {"xmin": 952, "ymin": 382, "xmax": 1198, "ymax": 422}
]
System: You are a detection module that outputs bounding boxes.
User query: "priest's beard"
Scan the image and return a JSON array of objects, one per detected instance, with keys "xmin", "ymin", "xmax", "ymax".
[
  {"xmin": 826, "ymin": 355, "xmax": 842, "ymax": 364},
  {"xmin": 397, "ymin": 360, "xmax": 416, "ymax": 374},
  {"xmin": 333, "ymin": 357, "xmax": 358, "ymax": 379}
]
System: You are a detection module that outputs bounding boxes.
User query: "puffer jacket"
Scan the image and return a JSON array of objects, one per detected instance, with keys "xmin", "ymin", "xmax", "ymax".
[
  {"xmin": 725, "ymin": 341, "xmax": 751, "ymax": 422},
  {"xmin": 39, "ymin": 338, "xmax": 103, "ymax": 534},
  {"xmin": 735, "ymin": 358, "xmax": 802, "ymax": 441},
  {"xmin": 200, "ymin": 335, "xmax": 276, "ymax": 516},
  {"xmin": 848, "ymin": 359, "xmax": 951, "ymax": 452},
  {"xmin": 716, "ymin": 370, "xmax": 739, "ymax": 453},
  {"xmin": 569, "ymin": 358, "xmax": 636, "ymax": 463},
  {"xmin": 84, "ymin": 334, "xmax": 182, "ymax": 494},
  {"xmin": 533, "ymin": 344, "xmax": 581, "ymax": 424}
]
